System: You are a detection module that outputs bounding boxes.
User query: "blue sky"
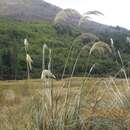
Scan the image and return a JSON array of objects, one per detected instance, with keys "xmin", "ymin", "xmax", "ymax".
[{"xmin": 45, "ymin": 0, "xmax": 130, "ymax": 29}]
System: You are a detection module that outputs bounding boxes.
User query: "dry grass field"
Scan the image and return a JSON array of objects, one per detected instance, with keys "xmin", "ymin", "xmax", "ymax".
[{"xmin": 0, "ymin": 77, "xmax": 130, "ymax": 130}]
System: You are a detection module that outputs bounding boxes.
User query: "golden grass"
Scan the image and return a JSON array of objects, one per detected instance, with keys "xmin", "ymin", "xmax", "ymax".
[
  {"xmin": 0, "ymin": 77, "xmax": 130, "ymax": 130},
  {"xmin": 0, "ymin": 77, "xmax": 128, "ymax": 104}
]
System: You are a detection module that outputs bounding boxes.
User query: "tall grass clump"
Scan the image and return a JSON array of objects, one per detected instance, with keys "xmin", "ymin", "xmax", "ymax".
[
  {"xmin": 0, "ymin": 80, "xmax": 83, "ymax": 130},
  {"xmin": 24, "ymin": 38, "xmax": 33, "ymax": 80}
]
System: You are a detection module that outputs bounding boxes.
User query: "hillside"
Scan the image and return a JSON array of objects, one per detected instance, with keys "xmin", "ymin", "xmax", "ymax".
[
  {"xmin": 0, "ymin": 0, "xmax": 61, "ymax": 21},
  {"xmin": 0, "ymin": 0, "xmax": 129, "ymax": 34},
  {"xmin": 0, "ymin": 18, "xmax": 76, "ymax": 79},
  {"xmin": 0, "ymin": 18, "xmax": 129, "ymax": 80},
  {"xmin": 0, "ymin": 0, "xmax": 129, "ymax": 32},
  {"xmin": 80, "ymin": 20, "xmax": 130, "ymax": 33},
  {"xmin": 0, "ymin": 1, "xmax": 130, "ymax": 79}
]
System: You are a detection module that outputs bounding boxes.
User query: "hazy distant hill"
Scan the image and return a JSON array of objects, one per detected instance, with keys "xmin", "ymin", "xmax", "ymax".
[
  {"xmin": 0, "ymin": 0, "xmax": 61, "ymax": 21},
  {"xmin": 80, "ymin": 20, "xmax": 130, "ymax": 33},
  {"xmin": 0, "ymin": 0, "xmax": 129, "ymax": 33}
]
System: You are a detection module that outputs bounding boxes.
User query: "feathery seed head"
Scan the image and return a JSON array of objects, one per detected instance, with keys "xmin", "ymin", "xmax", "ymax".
[
  {"xmin": 24, "ymin": 38, "xmax": 29, "ymax": 51},
  {"xmin": 89, "ymin": 41, "xmax": 112, "ymax": 55},
  {"xmin": 110, "ymin": 38, "xmax": 114, "ymax": 48},
  {"xmin": 126, "ymin": 37, "xmax": 130, "ymax": 43},
  {"xmin": 26, "ymin": 54, "xmax": 33, "ymax": 70},
  {"xmin": 41, "ymin": 69, "xmax": 56, "ymax": 79},
  {"xmin": 85, "ymin": 10, "xmax": 104, "ymax": 16},
  {"xmin": 43, "ymin": 44, "xmax": 48, "ymax": 49}
]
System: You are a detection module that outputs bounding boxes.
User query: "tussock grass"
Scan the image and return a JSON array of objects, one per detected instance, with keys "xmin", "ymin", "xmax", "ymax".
[
  {"xmin": 0, "ymin": 79, "xmax": 82, "ymax": 130},
  {"xmin": 0, "ymin": 77, "xmax": 130, "ymax": 130}
]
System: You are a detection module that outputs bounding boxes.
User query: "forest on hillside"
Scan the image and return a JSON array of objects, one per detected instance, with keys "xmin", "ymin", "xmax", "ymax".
[{"xmin": 0, "ymin": 17, "xmax": 130, "ymax": 80}]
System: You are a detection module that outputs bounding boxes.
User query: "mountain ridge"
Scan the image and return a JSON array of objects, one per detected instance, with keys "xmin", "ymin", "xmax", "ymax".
[
  {"xmin": 0, "ymin": 0, "xmax": 61, "ymax": 21},
  {"xmin": 80, "ymin": 19, "xmax": 130, "ymax": 33},
  {"xmin": 0, "ymin": 0, "xmax": 129, "ymax": 33}
]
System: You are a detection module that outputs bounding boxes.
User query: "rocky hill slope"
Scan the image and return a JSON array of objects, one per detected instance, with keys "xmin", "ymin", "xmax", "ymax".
[
  {"xmin": 0, "ymin": 0, "xmax": 61, "ymax": 21},
  {"xmin": 0, "ymin": 0, "xmax": 129, "ymax": 33}
]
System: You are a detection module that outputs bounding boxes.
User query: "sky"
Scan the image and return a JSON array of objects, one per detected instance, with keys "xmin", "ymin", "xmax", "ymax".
[{"xmin": 44, "ymin": 0, "xmax": 130, "ymax": 30}]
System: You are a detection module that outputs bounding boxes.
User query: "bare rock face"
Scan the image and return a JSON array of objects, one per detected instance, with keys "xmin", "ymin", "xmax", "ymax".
[{"xmin": 0, "ymin": 0, "xmax": 61, "ymax": 21}]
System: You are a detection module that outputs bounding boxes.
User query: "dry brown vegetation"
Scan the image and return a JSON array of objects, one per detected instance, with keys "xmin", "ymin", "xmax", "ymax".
[{"xmin": 0, "ymin": 77, "xmax": 130, "ymax": 130}]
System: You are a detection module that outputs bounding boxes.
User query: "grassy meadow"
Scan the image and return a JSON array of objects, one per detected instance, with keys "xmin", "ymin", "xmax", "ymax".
[{"xmin": 0, "ymin": 77, "xmax": 130, "ymax": 130}]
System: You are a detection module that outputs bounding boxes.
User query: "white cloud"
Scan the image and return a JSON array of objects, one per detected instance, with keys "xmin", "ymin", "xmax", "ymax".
[{"xmin": 45, "ymin": 0, "xmax": 130, "ymax": 29}]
